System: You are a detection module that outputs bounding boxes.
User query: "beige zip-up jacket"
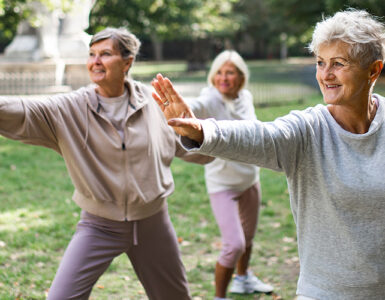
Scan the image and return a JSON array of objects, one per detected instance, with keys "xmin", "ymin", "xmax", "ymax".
[{"xmin": 0, "ymin": 80, "xmax": 211, "ymax": 221}]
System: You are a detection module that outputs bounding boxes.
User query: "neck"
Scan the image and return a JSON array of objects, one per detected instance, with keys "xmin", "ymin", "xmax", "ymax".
[
  {"xmin": 328, "ymin": 95, "xmax": 377, "ymax": 134},
  {"xmin": 97, "ymin": 83, "xmax": 125, "ymax": 98}
]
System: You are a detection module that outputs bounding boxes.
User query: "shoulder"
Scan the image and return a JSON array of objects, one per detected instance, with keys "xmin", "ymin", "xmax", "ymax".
[
  {"xmin": 239, "ymin": 89, "xmax": 253, "ymax": 99},
  {"xmin": 199, "ymin": 86, "xmax": 221, "ymax": 99}
]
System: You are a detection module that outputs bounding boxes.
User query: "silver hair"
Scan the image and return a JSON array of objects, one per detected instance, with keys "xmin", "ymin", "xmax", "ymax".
[
  {"xmin": 90, "ymin": 27, "xmax": 141, "ymax": 61},
  {"xmin": 308, "ymin": 9, "xmax": 385, "ymax": 68},
  {"xmin": 207, "ymin": 50, "xmax": 249, "ymax": 89}
]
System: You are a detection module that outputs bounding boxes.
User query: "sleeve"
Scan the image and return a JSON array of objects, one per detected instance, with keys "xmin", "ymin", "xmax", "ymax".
[
  {"xmin": 182, "ymin": 110, "xmax": 312, "ymax": 174},
  {"xmin": 0, "ymin": 96, "xmax": 60, "ymax": 150},
  {"xmin": 174, "ymin": 133, "xmax": 214, "ymax": 164}
]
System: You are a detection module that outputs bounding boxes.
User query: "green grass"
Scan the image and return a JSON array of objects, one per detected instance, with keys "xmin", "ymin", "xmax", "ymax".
[
  {"xmin": 1, "ymin": 60, "xmax": 385, "ymax": 299},
  {"xmin": 0, "ymin": 96, "xmax": 323, "ymax": 300}
]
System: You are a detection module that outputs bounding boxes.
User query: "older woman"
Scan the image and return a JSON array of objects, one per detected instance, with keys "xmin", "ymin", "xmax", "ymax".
[
  {"xmin": 0, "ymin": 27, "xmax": 211, "ymax": 300},
  {"xmin": 152, "ymin": 9, "xmax": 385, "ymax": 300},
  {"xmin": 185, "ymin": 50, "xmax": 273, "ymax": 299}
]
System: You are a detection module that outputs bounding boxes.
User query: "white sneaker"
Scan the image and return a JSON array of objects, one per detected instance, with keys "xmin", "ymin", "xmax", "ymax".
[{"xmin": 229, "ymin": 271, "xmax": 274, "ymax": 294}]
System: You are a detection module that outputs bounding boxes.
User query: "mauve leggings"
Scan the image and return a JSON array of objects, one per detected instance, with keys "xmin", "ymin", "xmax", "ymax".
[
  {"xmin": 209, "ymin": 183, "xmax": 261, "ymax": 268},
  {"xmin": 47, "ymin": 205, "xmax": 191, "ymax": 300}
]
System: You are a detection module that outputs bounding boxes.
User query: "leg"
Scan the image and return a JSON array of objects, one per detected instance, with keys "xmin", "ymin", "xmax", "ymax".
[
  {"xmin": 210, "ymin": 190, "xmax": 246, "ymax": 297},
  {"xmin": 236, "ymin": 183, "xmax": 261, "ymax": 275},
  {"xmin": 48, "ymin": 215, "xmax": 126, "ymax": 300},
  {"xmin": 127, "ymin": 206, "xmax": 191, "ymax": 300},
  {"xmin": 233, "ymin": 183, "xmax": 273, "ymax": 294},
  {"xmin": 215, "ymin": 262, "xmax": 234, "ymax": 298}
]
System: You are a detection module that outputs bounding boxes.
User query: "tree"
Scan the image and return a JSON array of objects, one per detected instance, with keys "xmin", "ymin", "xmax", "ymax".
[
  {"xmin": 0, "ymin": 0, "xmax": 73, "ymax": 52},
  {"xmin": 88, "ymin": 0, "xmax": 241, "ymax": 63},
  {"xmin": 324, "ymin": 0, "xmax": 385, "ymax": 16}
]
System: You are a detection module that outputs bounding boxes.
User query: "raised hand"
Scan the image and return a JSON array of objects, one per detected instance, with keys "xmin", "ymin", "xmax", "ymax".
[{"xmin": 152, "ymin": 73, "xmax": 204, "ymax": 143}]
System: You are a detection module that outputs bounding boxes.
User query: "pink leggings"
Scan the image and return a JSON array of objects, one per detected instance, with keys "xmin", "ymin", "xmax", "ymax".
[
  {"xmin": 47, "ymin": 205, "xmax": 191, "ymax": 300},
  {"xmin": 209, "ymin": 183, "xmax": 261, "ymax": 268}
]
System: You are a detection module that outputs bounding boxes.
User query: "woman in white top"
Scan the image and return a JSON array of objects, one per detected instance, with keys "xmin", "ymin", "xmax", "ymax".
[{"xmin": 185, "ymin": 50, "xmax": 273, "ymax": 300}]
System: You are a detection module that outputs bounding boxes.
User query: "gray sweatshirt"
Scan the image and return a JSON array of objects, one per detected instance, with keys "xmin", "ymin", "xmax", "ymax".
[{"xmin": 183, "ymin": 94, "xmax": 385, "ymax": 299}]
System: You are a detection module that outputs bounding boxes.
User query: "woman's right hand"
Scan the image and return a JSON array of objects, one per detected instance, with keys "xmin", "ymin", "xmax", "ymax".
[{"xmin": 152, "ymin": 74, "xmax": 204, "ymax": 144}]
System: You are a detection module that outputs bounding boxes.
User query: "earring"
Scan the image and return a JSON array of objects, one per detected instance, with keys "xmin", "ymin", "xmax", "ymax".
[{"xmin": 368, "ymin": 79, "xmax": 371, "ymax": 85}]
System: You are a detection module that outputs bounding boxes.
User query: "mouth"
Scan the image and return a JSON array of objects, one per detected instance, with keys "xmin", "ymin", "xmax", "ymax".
[{"xmin": 325, "ymin": 84, "xmax": 341, "ymax": 89}]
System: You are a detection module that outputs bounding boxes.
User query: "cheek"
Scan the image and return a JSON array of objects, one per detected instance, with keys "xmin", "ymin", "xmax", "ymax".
[{"xmin": 86, "ymin": 60, "xmax": 92, "ymax": 71}]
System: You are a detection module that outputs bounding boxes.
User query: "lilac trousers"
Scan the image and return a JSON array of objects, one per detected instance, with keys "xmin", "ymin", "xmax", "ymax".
[
  {"xmin": 47, "ymin": 205, "xmax": 191, "ymax": 300},
  {"xmin": 209, "ymin": 183, "xmax": 261, "ymax": 268}
]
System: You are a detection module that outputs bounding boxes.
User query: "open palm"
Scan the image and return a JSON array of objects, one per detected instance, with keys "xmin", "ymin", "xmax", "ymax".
[{"xmin": 152, "ymin": 74, "xmax": 204, "ymax": 143}]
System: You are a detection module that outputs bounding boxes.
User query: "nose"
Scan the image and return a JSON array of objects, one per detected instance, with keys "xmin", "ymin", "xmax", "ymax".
[
  {"xmin": 319, "ymin": 64, "xmax": 335, "ymax": 81},
  {"xmin": 89, "ymin": 54, "xmax": 101, "ymax": 64}
]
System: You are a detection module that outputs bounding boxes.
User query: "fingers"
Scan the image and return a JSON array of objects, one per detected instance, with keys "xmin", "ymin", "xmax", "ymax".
[
  {"xmin": 168, "ymin": 118, "xmax": 204, "ymax": 144},
  {"xmin": 153, "ymin": 73, "xmax": 180, "ymax": 105},
  {"xmin": 151, "ymin": 78, "xmax": 168, "ymax": 105},
  {"xmin": 152, "ymin": 92, "xmax": 165, "ymax": 110}
]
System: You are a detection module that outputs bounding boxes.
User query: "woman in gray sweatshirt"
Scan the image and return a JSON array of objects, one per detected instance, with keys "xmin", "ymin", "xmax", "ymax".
[{"xmin": 152, "ymin": 9, "xmax": 385, "ymax": 300}]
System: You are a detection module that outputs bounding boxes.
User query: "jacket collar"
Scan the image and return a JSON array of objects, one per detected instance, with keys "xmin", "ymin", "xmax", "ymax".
[{"xmin": 86, "ymin": 79, "xmax": 148, "ymax": 113}]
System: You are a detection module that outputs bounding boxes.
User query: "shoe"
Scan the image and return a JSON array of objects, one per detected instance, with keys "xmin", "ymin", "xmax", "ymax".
[{"xmin": 229, "ymin": 271, "xmax": 274, "ymax": 294}]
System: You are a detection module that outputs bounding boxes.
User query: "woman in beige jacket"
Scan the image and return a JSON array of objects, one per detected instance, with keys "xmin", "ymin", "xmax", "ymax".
[{"xmin": 0, "ymin": 27, "xmax": 210, "ymax": 300}]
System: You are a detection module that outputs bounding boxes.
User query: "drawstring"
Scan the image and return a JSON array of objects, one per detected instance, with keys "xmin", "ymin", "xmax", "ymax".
[
  {"xmin": 133, "ymin": 221, "xmax": 138, "ymax": 245},
  {"xmin": 142, "ymin": 107, "xmax": 152, "ymax": 156},
  {"xmin": 84, "ymin": 97, "xmax": 102, "ymax": 150},
  {"xmin": 83, "ymin": 101, "xmax": 90, "ymax": 149}
]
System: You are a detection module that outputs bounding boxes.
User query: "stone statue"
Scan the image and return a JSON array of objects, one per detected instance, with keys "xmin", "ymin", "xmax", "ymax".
[{"xmin": 4, "ymin": 0, "xmax": 95, "ymax": 61}]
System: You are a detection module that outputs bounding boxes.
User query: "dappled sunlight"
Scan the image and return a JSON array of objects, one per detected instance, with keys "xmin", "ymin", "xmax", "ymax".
[{"xmin": 0, "ymin": 208, "xmax": 54, "ymax": 233}]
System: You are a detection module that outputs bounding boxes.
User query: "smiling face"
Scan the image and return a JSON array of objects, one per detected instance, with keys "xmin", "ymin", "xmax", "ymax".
[
  {"xmin": 316, "ymin": 40, "xmax": 371, "ymax": 107},
  {"xmin": 213, "ymin": 61, "xmax": 244, "ymax": 99},
  {"xmin": 87, "ymin": 38, "xmax": 131, "ymax": 97}
]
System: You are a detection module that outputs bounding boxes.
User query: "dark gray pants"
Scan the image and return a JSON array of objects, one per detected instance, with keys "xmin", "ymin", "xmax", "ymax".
[{"xmin": 48, "ymin": 206, "xmax": 191, "ymax": 300}]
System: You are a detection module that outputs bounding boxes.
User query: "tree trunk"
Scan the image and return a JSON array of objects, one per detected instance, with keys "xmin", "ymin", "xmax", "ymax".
[{"xmin": 150, "ymin": 33, "xmax": 163, "ymax": 61}]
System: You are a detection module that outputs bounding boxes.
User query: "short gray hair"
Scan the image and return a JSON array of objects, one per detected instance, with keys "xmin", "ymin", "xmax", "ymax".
[
  {"xmin": 309, "ymin": 9, "xmax": 385, "ymax": 68},
  {"xmin": 207, "ymin": 50, "xmax": 249, "ymax": 89},
  {"xmin": 90, "ymin": 27, "xmax": 141, "ymax": 61}
]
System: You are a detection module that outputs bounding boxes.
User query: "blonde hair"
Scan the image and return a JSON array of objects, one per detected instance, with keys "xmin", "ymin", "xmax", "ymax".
[
  {"xmin": 309, "ymin": 9, "xmax": 385, "ymax": 68},
  {"xmin": 207, "ymin": 50, "xmax": 249, "ymax": 89}
]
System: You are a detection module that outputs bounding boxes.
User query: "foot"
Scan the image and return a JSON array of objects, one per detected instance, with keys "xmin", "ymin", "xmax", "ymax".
[{"xmin": 229, "ymin": 271, "xmax": 273, "ymax": 294}]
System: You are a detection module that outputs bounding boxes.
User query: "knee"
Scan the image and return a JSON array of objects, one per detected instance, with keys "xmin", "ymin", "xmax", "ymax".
[{"xmin": 220, "ymin": 238, "xmax": 246, "ymax": 267}]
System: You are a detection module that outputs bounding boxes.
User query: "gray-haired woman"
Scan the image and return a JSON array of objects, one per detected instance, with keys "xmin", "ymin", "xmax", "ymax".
[
  {"xmin": 0, "ymin": 27, "xmax": 211, "ymax": 299},
  {"xmin": 185, "ymin": 50, "xmax": 273, "ymax": 300},
  {"xmin": 152, "ymin": 9, "xmax": 385, "ymax": 300}
]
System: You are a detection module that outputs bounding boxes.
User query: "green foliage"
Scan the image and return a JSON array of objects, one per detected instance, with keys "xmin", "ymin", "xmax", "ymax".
[
  {"xmin": 88, "ymin": 0, "xmax": 240, "ymax": 39},
  {"xmin": 0, "ymin": 0, "xmax": 73, "ymax": 51},
  {"xmin": 325, "ymin": 0, "xmax": 385, "ymax": 16}
]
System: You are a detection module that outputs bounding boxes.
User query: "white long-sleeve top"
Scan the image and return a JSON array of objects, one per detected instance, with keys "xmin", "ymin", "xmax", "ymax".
[{"xmin": 186, "ymin": 86, "xmax": 259, "ymax": 193}]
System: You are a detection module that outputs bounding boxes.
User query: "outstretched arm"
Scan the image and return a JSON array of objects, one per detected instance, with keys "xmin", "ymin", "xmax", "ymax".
[{"xmin": 151, "ymin": 74, "xmax": 204, "ymax": 144}]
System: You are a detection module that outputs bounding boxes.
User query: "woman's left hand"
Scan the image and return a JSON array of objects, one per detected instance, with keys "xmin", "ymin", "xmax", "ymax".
[{"xmin": 151, "ymin": 74, "xmax": 204, "ymax": 143}]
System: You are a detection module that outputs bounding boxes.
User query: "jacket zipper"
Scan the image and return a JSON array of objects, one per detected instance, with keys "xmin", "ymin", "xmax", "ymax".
[{"xmin": 122, "ymin": 142, "xmax": 128, "ymax": 221}]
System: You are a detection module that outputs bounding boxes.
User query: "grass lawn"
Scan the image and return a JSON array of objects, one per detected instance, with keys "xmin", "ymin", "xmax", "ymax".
[
  {"xmin": 0, "ymin": 96, "xmax": 321, "ymax": 300},
  {"xmin": 1, "ymin": 60, "xmax": 385, "ymax": 299}
]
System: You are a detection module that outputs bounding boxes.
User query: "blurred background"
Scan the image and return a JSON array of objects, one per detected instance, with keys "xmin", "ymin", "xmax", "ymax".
[{"xmin": 0, "ymin": 0, "xmax": 384, "ymax": 98}]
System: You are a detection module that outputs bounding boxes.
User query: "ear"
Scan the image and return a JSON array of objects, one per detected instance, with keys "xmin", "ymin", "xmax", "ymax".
[
  {"xmin": 369, "ymin": 60, "xmax": 383, "ymax": 83},
  {"xmin": 123, "ymin": 56, "xmax": 134, "ymax": 74}
]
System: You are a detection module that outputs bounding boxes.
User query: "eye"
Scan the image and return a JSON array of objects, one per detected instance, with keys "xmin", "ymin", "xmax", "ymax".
[
  {"xmin": 317, "ymin": 60, "xmax": 324, "ymax": 67},
  {"xmin": 89, "ymin": 52, "xmax": 95, "ymax": 57},
  {"xmin": 333, "ymin": 61, "xmax": 344, "ymax": 67}
]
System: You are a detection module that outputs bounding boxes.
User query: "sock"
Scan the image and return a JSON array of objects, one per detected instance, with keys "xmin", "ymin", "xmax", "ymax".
[{"xmin": 236, "ymin": 274, "xmax": 247, "ymax": 280}]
